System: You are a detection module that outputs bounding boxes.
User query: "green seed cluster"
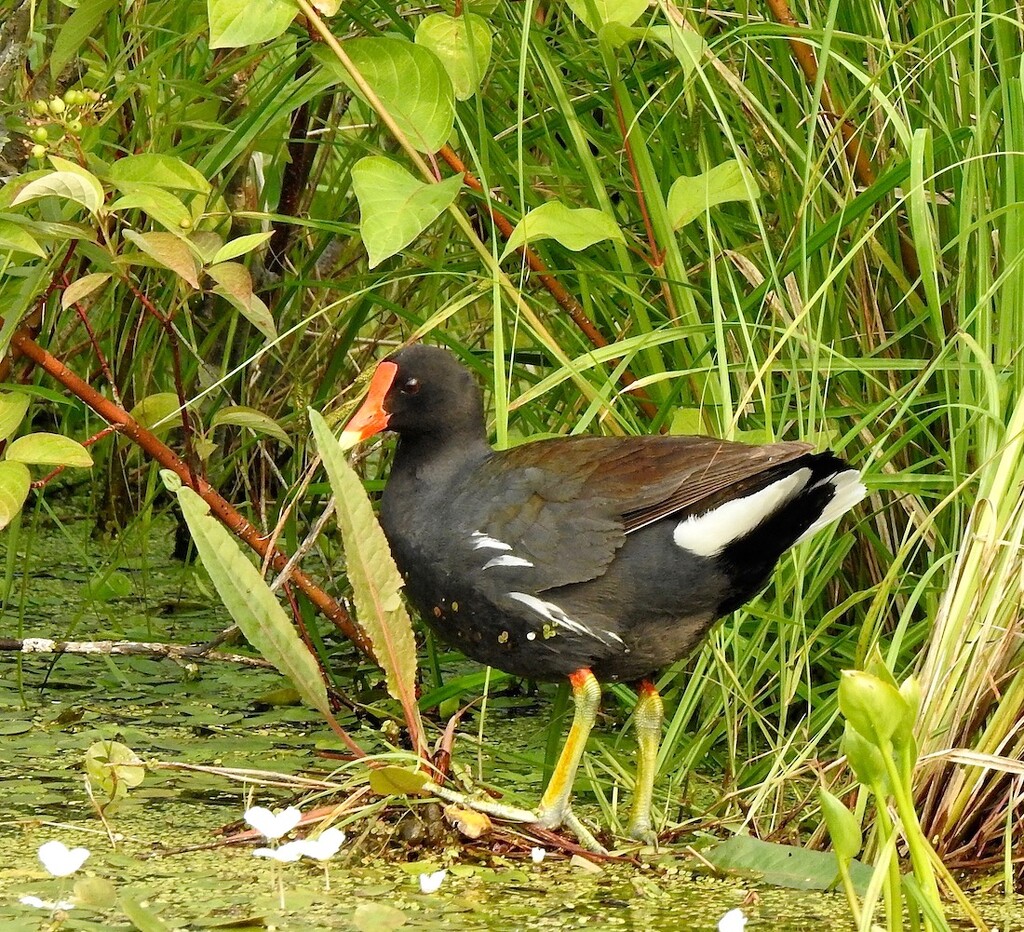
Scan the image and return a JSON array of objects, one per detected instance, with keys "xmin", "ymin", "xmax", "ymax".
[{"xmin": 26, "ymin": 89, "xmax": 106, "ymax": 159}]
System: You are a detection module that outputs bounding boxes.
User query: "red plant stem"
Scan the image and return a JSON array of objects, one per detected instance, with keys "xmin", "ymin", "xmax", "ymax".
[
  {"xmin": 438, "ymin": 145, "xmax": 660, "ymax": 420},
  {"xmin": 6, "ymin": 321, "xmax": 374, "ymax": 660},
  {"xmin": 612, "ymin": 91, "xmax": 660, "ymax": 268}
]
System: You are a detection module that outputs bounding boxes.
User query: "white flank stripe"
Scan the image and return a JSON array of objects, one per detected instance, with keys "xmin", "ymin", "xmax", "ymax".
[
  {"xmin": 796, "ymin": 470, "xmax": 866, "ymax": 542},
  {"xmin": 508, "ymin": 592, "xmax": 623, "ymax": 645},
  {"xmin": 482, "ymin": 554, "xmax": 534, "ymax": 570},
  {"xmin": 673, "ymin": 468, "xmax": 812, "ymax": 557},
  {"xmin": 470, "ymin": 531, "xmax": 512, "ymax": 552}
]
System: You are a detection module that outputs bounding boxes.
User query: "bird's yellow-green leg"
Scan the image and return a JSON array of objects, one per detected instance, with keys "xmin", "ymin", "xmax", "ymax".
[
  {"xmin": 626, "ymin": 679, "xmax": 664, "ymax": 845},
  {"xmin": 537, "ymin": 669, "xmax": 601, "ymax": 839}
]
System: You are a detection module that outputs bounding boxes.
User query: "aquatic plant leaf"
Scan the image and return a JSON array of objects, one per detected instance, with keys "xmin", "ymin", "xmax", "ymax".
[
  {"xmin": 309, "ymin": 410, "xmax": 425, "ymax": 754},
  {"xmin": 162, "ymin": 471, "xmax": 331, "ymax": 718},
  {"xmin": 705, "ymin": 835, "xmax": 872, "ymax": 894}
]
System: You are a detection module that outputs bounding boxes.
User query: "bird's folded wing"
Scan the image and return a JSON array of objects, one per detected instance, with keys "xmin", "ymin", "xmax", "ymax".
[{"xmin": 459, "ymin": 435, "xmax": 812, "ymax": 591}]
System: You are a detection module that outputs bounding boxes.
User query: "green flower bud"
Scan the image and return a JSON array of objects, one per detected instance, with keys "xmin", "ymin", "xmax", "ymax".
[
  {"xmin": 49, "ymin": 97, "xmax": 66, "ymax": 114},
  {"xmin": 31, "ymin": 144, "xmax": 46, "ymax": 159},
  {"xmin": 31, "ymin": 127, "xmax": 48, "ymax": 143},
  {"xmin": 818, "ymin": 787, "xmax": 863, "ymax": 860},
  {"xmin": 842, "ymin": 721, "xmax": 891, "ymax": 791},
  {"xmin": 67, "ymin": 119, "xmax": 83, "ymax": 134},
  {"xmin": 839, "ymin": 670, "xmax": 909, "ymax": 744},
  {"xmin": 31, "ymin": 99, "xmax": 49, "ymax": 115}
]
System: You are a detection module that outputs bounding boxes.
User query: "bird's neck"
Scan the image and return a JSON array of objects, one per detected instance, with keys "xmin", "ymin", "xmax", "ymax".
[{"xmin": 390, "ymin": 427, "xmax": 491, "ymax": 490}]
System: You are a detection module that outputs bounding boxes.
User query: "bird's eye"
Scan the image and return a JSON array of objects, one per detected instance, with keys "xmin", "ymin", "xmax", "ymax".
[{"xmin": 401, "ymin": 378, "xmax": 421, "ymax": 395}]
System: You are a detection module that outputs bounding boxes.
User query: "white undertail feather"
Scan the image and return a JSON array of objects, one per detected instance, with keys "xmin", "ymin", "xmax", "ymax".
[
  {"xmin": 673, "ymin": 467, "xmax": 866, "ymax": 557},
  {"xmin": 470, "ymin": 532, "xmax": 512, "ymax": 551},
  {"xmin": 796, "ymin": 469, "xmax": 866, "ymax": 542},
  {"xmin": 673, "ymin": 468, "xmax": 813, "ymax": 557},
  {"xmin": 482, "ymin": 554, "xmax": 534, "ymax": 570}
]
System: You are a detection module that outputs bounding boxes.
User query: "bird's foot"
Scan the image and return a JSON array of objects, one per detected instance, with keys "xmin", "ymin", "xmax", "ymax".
[
  {"xmin": 537, "ymin": 804, "xmax": 608, "ymax": 855},
  {"xmin": 625, "ymin": 820, "xmax": 659, "ymax": 849}
]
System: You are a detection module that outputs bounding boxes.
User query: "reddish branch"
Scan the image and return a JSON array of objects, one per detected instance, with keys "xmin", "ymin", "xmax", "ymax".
[
  {"xmin": 438, "ymin": 145, "xmax": 659, "ymax": 420},
  {"xmin": 6, "ymin": 321, "xmax": 374, "ymax": 661}
]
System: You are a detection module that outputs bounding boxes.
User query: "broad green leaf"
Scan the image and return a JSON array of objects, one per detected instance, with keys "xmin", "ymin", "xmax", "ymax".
[
  {"xmin": 351, "ymin": 157, "xmax": 463, "ymax": 267},
  {"xmin": 415, "ymin": 13, "xmax": 493, "ymax": 101},
  {"xmin": 368, "ymin": 766, "xmax": 430, "ymax": 797},
  {"xmin": 501, "ymin": 201, "xmax": 624, "ymax": 259},
  {"xmin": 12, "ymin": 171, "xmax": 104, "ymax": 216},
  {"xmin": 122, "ymin": 230, "xmax": 200, "ymax": 288},
  {"xmin": 7, "ymin": 432, "xmax": 93, "ymax": 468},
  {"xmin": 352, "ymin": 903, "xmax": 408, "ymax": 932},
  {"xmin": 0, "ymin": 461, "xmax": 31, "ymax": 531},
  {"xmin": 107, "ymin": 154, "xmax": 210, "ymax": 194},
  {"xmin": 207, "ymin": 262, "xmax": 277, "ymax": 340},
  {"xmin": 190, "ymin": 231, "xmax": 226, "ymax": 264},
  {"xmin": 206, "ymin": 261, "xmax": 252, "ymax": 306},
  {"xmin": 129, "ymin": 393, "xmax": 182, "ymax": 436},
  {"xmin": 207, "ymin": 0, "xmax": 296, "ymax": 49},
  {"xmin": 704, "ymin": 835, "xmax": 872, "ymax": 893},
  {"xmin": 212, "ymin": 406, "xmax": 292, "ymax": 446},
  {"xmin": 648, "ymin": 25, "xmax": 706, "ymax": 78},
  {"xmin": 667, "ymin": 160, "xmax": 759, "ymax": 230},
  {"xmin": 62, "ymin": 272, "xmax": 111, "ymax": 310},
  {"xmin": 309, "ymin": 410, "xmax": 424, "ymax": 748},
  {"xmin": 84, "ymin": 740, "xmax": 146, "ymax": 793},
  {"xmin": 0, "ymin": 391, "xmax": 30, "ymax": 442},
  {"xmin": 566, "ymin": 0, "xmax": 647, "ymax": 31},
  {"xmin": 51, "ymin": 0, "xmax": 117, "ymax": 78},
  {"xmin": 109, "ymin": 184, "xmax": 193, "ymax": 233},
  {"xmin": 668, "ymin": 408, "xmax": 705, "ymax": 436},
  {"xmin": 119, "ymin": 896, "xmax": 172, "ymax": 932},
  {"xmin": 85, "ymin": 569, "xmax": 133, "ymax": 601},
  {"xmin": 163, "ymin": 472, "xmax": 331, "ymax": 717},
  {"xmin": 317, "ymin": 38, "xmax": 455, "ymax": 153},
  {"xmin": 0, "ymin": 220, "xmax": 45, "ymax": 257},
  {"xmin": 211, "ymin": 231, "xmax": 273, "ymax": 264}
]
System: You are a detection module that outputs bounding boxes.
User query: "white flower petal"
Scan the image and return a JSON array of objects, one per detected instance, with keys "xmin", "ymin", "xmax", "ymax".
[
  {"xmin": 244, "ymin": 805, "xmax": 302, "ymax": 840},
  {"xmin": 20, "ymin": 895, "xmax": 75, "ymax": 910},
  {"xmin": 38, "ymin": 840, "xmax": 90, "ymax": 877},
  {"xmin": 718, "ymin": 908, "xmax": 748, "ymax": 932},
  {"xmin": 299, "ymin": 828, "xmax": 346, "ymax": 861},
  {"xmin": 530, "ymin": 846, "xmax": 546, "ymax": 864},
  {"xmin": 253, "ymin": 842, "xmax": 305, "ymax": 863},
  {"xmin": 418, "ymin": 869, "xmax": 447, "ymax": 894}
]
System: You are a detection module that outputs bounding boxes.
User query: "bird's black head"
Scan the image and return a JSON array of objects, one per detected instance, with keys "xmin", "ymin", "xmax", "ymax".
[{"xmin": 342, "ymin": 344, "xmax": 487, "ymax": 448}]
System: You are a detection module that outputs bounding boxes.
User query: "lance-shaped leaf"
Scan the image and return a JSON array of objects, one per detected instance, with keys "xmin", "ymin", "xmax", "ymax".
[
  {"xmin": 12, "ymin": 171, "xmax": 104, "ymax": 216},
  {"xmin": 668, "ymin": 160, "xmax": 759, "ymax": 230},
  {"xmin": 107, "ymin": 153, "xmax": 211, "ymax": 194},
  {"xmin": 0, "ymin": 220, "xmax": 45, "ymax": 257},
  {"xmin": 352, "ymin": 157, "xmax": 463, "ymax": 267},
  {"xmin": 501, "ymin": 201, "xmax": 624, "ymax": 260},
  {"xmin": 212, "ymin": 406, "xmax": 292, "ymax": 446},
  {"xmin": 309, "ymin": 410, "xmax": 425, "ymax": 755},
  {"xmin": 62, "ymin": 273, "xmax": 111, "ymax": 310},
  {"xmin": 122, "ymin": 230, "xmax": 201, "ymax": 288},
  {"xmin": 7, "ymin": 432, "xmax": 93, "ymax": 468},
  {"xmin": 162, "ymin": 471, "xmax": 330, "ymax": 718}
]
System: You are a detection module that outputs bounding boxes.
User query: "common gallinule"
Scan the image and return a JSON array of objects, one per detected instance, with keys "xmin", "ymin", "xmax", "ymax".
[{"xmin": 342, "ymin": 344, "xmax": 865, "ymax": 847}]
